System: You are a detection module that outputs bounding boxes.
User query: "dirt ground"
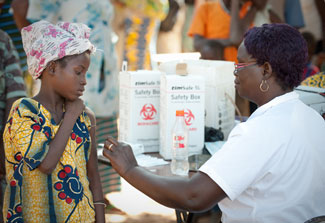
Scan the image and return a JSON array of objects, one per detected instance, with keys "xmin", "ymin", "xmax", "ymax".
[
  {"xmin": 106, "ymin": 213, "xmax": 175, "ymax": 223},
  {"xmin": 104, "ymin": 178, "xmax": 177, "ymax": 223}
]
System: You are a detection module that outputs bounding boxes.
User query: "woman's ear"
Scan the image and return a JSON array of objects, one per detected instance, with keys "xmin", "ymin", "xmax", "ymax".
[{"xmin": 262, "ymin": 62, "xmax": 273, "ymax": 80}]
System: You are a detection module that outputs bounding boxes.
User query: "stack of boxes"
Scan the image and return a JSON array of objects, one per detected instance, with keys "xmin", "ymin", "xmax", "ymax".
[
  {"xmin": 159, "ymin": 60, "xmax": 235, "ymax": 138},
  {"xmin": 118, "ymin": 60, "xmax": 235, "ymax": 160}
]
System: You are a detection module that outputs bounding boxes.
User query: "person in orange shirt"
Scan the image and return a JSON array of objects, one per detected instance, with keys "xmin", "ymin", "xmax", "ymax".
[
  {"xmin": 188, "ymin": 0, "xmax": 267, "ymax": 116},
  {"xmin": 188, "ymin": 0, "xmax": 267, "ymax": 62}
]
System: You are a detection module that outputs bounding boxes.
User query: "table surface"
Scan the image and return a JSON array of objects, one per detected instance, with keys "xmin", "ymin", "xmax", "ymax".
[{"xmin": 98, "ymin": 151, "xmax": 211, "ymax": 177}]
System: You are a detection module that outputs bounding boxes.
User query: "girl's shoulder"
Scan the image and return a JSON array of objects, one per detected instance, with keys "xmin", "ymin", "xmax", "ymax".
[
  {"xmin": 84, "ymin": 107, "xmax": 95, "ymax": 125},
  {"xmin": 11, "ymin": 97, "xmax": 41, "ymax": 116},
  {"xmin": 80, "ymin": 107, "xmax": 95, "ymax": 131}
]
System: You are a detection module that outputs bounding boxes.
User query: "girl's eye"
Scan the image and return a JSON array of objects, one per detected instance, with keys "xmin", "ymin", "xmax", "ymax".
[{"xmin": 75, "ymin": 71, "xmax": 82, "ymax": 75}]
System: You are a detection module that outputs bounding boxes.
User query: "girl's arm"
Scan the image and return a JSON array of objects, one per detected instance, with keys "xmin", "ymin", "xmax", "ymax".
[
  {"xmin": 38, "ymin": 99, "xmax": 85, "ymax": 174},
  {"xmin": 86, "ymin": 108, "xmax": 105, "ymax": 223}
]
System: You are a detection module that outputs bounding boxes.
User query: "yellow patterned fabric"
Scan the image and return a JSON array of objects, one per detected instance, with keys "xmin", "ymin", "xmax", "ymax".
[
  {"xmin": 124, "ymin": 14, "xmax": 157, "ymax": 71},
  {"xmin": 3, "ymin": 98, "xmax": 95, "ymax": 223},
  {"xmin": 301, "ymin": 72, "xmax": 325, "ymax": 88},
  {"xmin": 117, "ymin": 0, "xmax": 168, "ymax": 20}
]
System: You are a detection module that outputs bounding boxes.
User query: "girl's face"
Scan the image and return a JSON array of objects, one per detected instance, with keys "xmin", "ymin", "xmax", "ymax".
[
  {"xmin": 53, "ymin": 52, "xmax": 90, "ymax": 101},
  {"xmin": 234, "ymin": 42, "xmax": 264, "ymax": 105}
]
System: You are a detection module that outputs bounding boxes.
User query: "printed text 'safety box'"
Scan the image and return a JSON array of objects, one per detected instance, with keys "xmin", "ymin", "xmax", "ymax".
[
  {"xmin": 160, "ymin": 74, "xmax": 205, "ymax": 160},
  {"xmin": 119, "ymin": 70, "xmax": 162, "ymax": 152}
]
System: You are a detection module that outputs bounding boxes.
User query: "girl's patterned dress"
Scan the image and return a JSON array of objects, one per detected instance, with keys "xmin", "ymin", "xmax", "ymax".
[
  {"xmin": 3, "ymin": 98, "xmax": 95, "ymax": 222},
  {"xmin": 27, "ymin": 0, "xmax": 122, "ymax": 195}
]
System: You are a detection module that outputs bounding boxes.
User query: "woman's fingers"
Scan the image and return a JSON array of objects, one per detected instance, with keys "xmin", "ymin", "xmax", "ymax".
[{"xmin": 107, "ymin": 136, "xmax": 119, "ymax": 146}]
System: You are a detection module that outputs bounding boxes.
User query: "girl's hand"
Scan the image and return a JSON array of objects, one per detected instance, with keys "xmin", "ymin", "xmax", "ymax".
[
  {"xmin": 103, "ymin": 137, "xmax": 138, "ymax": 177},
  {"xmin": 65, "ymin": 98, "xmax": 85, "ymax": 120}
]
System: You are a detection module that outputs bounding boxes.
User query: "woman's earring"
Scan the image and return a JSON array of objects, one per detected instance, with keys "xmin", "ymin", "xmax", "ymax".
[{"xmin": 259, "ymin": 80, "xmax": 269, "ymax": 92}]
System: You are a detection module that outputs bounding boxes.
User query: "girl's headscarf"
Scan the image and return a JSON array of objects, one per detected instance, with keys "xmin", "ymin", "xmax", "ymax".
[{"xmin": 21, "ymin": 20, "xmax": 95, "ymax": 79}]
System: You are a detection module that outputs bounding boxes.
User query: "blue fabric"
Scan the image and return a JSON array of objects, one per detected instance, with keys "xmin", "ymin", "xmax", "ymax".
[{"xmin": 284, "ymin": 0, "xmax": 305, "ymax": 28}]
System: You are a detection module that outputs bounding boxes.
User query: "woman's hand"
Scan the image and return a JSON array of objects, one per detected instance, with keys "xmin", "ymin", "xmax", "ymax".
[
  {"xmin": 65, "ymin": 99, "xmax": 85, "ymax": 120},
  {"xmin": 103, "ymin": 137, "xmax": 138, "ymax": 177}
]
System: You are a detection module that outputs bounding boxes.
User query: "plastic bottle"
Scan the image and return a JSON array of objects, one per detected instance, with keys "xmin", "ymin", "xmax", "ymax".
[{"xmin": 171, "ymin": 110, "xmax": 189, "ymax": 176}]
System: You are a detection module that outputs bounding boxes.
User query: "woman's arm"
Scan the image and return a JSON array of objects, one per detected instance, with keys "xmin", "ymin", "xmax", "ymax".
[
  {"xmin": 103, "ymin": 138, "xmax": 227, "ymax": 212},
  {"xmin": 38, "ymin": 99, "xmax": 85, "ymax": 174},
  {"xmin": 11, "ymin": 0, "xmax": 30, "ymax": 30},
  {"xmin": 85, "ymin": 108, "xmax": 105, "ymax": 223}
]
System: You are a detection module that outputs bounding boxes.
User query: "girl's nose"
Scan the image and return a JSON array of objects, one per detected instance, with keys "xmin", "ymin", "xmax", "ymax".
[{"xmin": 80, "ymin": 75, "xmax": 87, "ymax": 85}]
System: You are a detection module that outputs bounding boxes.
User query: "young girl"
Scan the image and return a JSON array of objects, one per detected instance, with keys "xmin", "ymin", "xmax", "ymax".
[{"xmin": 3, "ymin": 20, "xmax": 105, "ymax": 222}]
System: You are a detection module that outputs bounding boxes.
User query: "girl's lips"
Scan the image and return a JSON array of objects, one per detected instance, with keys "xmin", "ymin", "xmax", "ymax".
[{"xmin": 77, "ymin": 90, "xmax": 84, "ymax": 96}]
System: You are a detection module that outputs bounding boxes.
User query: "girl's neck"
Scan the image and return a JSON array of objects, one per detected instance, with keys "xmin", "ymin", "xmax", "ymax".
[
  {"xmin": 35, "ymin": 82, "xmax": 64, "ymax": 104},
  {"xmin": 33, "ymin": 89, "xmax": 65, "ymax": 123}
]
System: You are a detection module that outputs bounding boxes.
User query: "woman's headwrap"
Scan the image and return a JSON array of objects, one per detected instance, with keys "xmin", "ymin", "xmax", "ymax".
[{"xmin": 21, "ymin": 20, "xmax": 96, "ymax": 79}]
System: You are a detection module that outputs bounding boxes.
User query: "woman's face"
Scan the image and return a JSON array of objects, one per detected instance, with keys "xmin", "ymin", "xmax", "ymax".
[
  {"xmin": 53, "ymin": 52, "xmax": 90, "ymax": 101},
  {"xmin": 234, "ymin": 42, "xmax": 264, "ymax": 105}
]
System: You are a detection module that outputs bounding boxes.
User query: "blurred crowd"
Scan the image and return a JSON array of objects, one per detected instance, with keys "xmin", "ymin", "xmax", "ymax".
[
  {"xmin": 1, "ymin": 0, "xmax": 325, "ymax": 100},
  {"xmin": 0, "ymin": 0, "xmax": 325, "ymax": 221}
]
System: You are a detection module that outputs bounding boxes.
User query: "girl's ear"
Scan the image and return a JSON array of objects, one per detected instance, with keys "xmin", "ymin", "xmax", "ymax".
[{"xmin": 47, "ymin": 61, "xmax": 56, "ymax": 75}]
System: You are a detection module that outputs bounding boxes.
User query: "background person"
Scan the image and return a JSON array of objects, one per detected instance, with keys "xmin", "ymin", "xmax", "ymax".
[
  {"xmin": 199, "ymin": 40, "xmax": 224, "ymax": 60},
  {"xmin": 0, "ymin": 29, "xmax": 26, "ymax": 223},
  {"xmin": 187, "ymin": 0, "xmax": 268, "ymax": 117},
  {"xmin": 301, "ymin": 71, "xmax": 325, "ymax": 89},
  {"xmin": 112, "ymin": 0, "xmax": 168, "ymax": 71},
  {"xmin": 301, "ymin": 31, "xmax": 320, "ymax": 81},
  {"xmin": 3, "ymin": 20, "xmax": 105, "ymax": 222},
  {"xmin": 103, "ymin": 23, "xmax": 325, "ymax": 223},
  {"xmin": 0, "ymin": 0, "xmax": 32, "ymax": 95}
]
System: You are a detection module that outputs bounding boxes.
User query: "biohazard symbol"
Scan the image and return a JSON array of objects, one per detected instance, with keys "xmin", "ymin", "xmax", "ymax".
[
  {"xmin": 184, "ymin": 109, "xmax": 195, "ymax": 126},
  {"xmin": 140, "ymin": 104, "xmax": 157, "ymax": 120}
]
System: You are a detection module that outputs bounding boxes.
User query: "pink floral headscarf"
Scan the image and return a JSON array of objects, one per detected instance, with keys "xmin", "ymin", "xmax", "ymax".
[{"xmin": 21, "ymin": 20, "xmax": 96, "ymax": 79}]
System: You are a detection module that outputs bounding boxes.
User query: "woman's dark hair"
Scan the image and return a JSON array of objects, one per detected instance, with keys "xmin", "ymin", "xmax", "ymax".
[{"xmin": 244, "ymin": 23, "xmax": 308, "ymax": 90}]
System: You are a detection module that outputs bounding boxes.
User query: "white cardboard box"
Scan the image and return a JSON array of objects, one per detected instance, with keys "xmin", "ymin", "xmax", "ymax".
[
  {"xmin": 159, "ymin": 60, "xmax": 235, "ymax": 139},
  {"xmin": 295, "ymin": 85, "xmax": 325, "ymax": 119},
  {"xmin": 119, "ymin": 69, "xmax": 163, "ymax": 152},
  {"xmin": 159, "ymin": 73, "xmax": 205, "ymax": 160}
]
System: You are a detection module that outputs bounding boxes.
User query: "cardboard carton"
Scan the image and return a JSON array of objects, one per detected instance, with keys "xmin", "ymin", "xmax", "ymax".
[
  {"xmin": 159, "ymin": 60, "xmax": 235, "ymax": 139},
  {"xmin": 160, "ymin": 73, "xmax": 205, "ymax": 160},
  {"xmin": 119, "ymin": 69, "xmax": 163, "ymax": 152},
  {"xmin": 295, "ymin": 85, "xmax": 325, "ymax": 119}
]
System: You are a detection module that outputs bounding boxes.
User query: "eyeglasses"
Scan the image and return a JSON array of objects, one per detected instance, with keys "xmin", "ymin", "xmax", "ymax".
[{"xmin": 234, "ymin": 62, "xmax": 257, "ymax": 75}]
